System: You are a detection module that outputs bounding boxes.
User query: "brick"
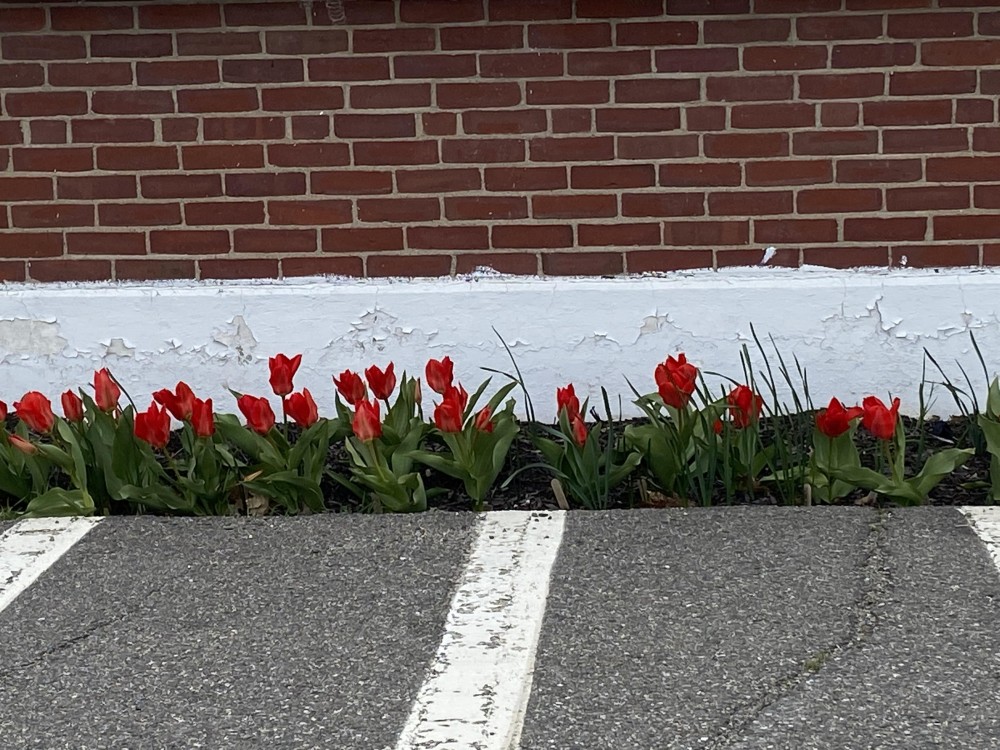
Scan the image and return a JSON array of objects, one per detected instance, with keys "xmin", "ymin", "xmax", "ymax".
[
  {"xmin": 13, "ymin": 147, "xmax": 93, "ymax": 172},
  {"xmin": 627, "ymin": 249, "xmax": 714, "ymax": 273},
  {"xmin": 12, "ymin": 204, "xmax": 94, "ymax": 229},
  {"xmin": 269, "ymin": 200, "xmax": 352, "ymax": 225},
  {"xmin": 350, "ymin": 83, "xmax": 431, "ymax": 109},
  {"xmin": 480, "ymin": 52, "xmax": 564, "ymax": 78},
  {"xmin": 5, "ymin": 92, "xmax": 87, "ymax": 117},
  {"xmin": 731, "ymin": 103, "xmax": 814, "ymax": 129},
  {"xmin": 49, "ymin": 62, "xmax": 133, "ymax": 87},
  {"xmin": 161, "ymin": 118, "xmax": 200, "ymax": 142},
  {"xmin": 616, "ymin": 21, "xmax": 699, "ymax": 46},
  {"xmin": 887, "ymin": 186, "xmax": 969, "ymax": 211},
  {"xmin": 0, "ymin": 232, "xmax": 62, "ymax": 258},
  {"xmin": 117, "ymin": 259, "xmax": 197, "ymax": 280},
  {"xmin": 485, "ymin": 166, "xmax": 566, "ymax": 191},
  {"xmin": 423, "ymin": 112, "xmax": 457, "ymax": 135},
  {"xmin": 579, "ymin": 223, "xmax": 661, "ymax": 246},
  {"xmin": 358, "ymin": 197, "xmax": 441, "ymax": 222},
  {"xmin": 442, "ymin": 138, "xmax": 525, "ymax": 163},
  {"xmin": 578, "ymin": 0, "xmax": 663, "ymax": 17},
  {"xmin": 754, "ymin": 219, "xmax": 838, "ymax": 243},
  {"xmin": 552, "ymin": 109, "xmax": 593, "ymax": 133},
  {"xmin": 322, "ymin": 227, "xmax": 403, "ymax": 252},
  {"xmin": 354, "ymin": 27, "xmax": 436, "ymax": 53},
  {"xmin": 438, "ymin": 82, "xmax": 521, "ymax": 108},
  {"xmin": 656, "ymin": 48, "xmax": 739, "ymax": 73},
  {"xmin": 743, "ymin": 46, "xmax": 829, "ymax": 71},
  {"xmin": 394, "ymin": 54, "xmax": 477, "ymax": 79},
  {"xmin": 831, "ymin": 43, "xmax": 916, "ymax": 68},
  {"xmin": 532, "ymin": 194, "xmax": 616, "ymax": 219},
  {"xmin": 864, "ymin": 100, "xmax": 951, "ymax": 126},
  {"xmin": 489, "ymin": 0, "xmax": 572, "ymax": 21},
  {"xmin": 355, "ymin": 140, "xmax": 439, "ymax": 166},
  {"xmin": 530, "ymin": 136, "xmax": 614, "ymax": 162},
  {"xmin": 797, "ymin": 15, "xmax": 884, "ymax": 40},
  {"xmin": 51, "ymin": 5, "xmax": 134, "ymax": 30},
  {"xmin": 177, "ymin": 88, "xmax": 259, "ymax": 113},
  {"xmin": 185, "ymin": 201, "xmax": 265, "ymax": 225},
  {"xmin": 222, "ymin": 59, "xmax": 303, "ymax": 84},
  {"xmin": 717, "ymin": 248, "xmax": 800, "ymax": 268},
  {"xmin": 974, "ymin": 128, "xmax": 1000, "ymax": 152},
  {"xmin": 668, "ymin": 0, "xmax": 750, "ymax": 12},
  {"xmin": 975, "ymin": 186, "xmax": 1000, "ymax": 209},
  {"xmin": 889, "ymin": 12, "xmax": 973, "ymax": 38},
  {"xmin": 526, "ymin": 80, "xmax": 610, "ymax": 105},
  {"xmin": 528, "ymin": 22, "xmax": 611, "ymax": 49},
  {"xmin": 0, "ymin": 122, "xmax": 23, "ymax": 145},
  {"xmin": 844, "ymin": 217, "xmax": 926, "ymax": 241},
  {"xmin": 2, "ymin": 35, "xmax": 86, "ymax": 60},
  {"xmin": 138, "ymin": 4, "xmax": 222, "ymax": 29},
  {"xmin": 746, "ymin": 160, "xmax": 832, "ymax": 186},
  {"xmin": 315, "ymin": 1, "xmax": 394, "ymax": 25},
  {"xmin": 923, "ymin": 40, "xmax": 1000, "ymax": 66},
  {"xmin": 462, "ymin": 110, "xmax": 546, "ymax": 135},
  {"xmin": 312, "ymin": 170, "xmax": 393, "ymax": 195},
  {"xmin": 660, "ymin": 163, "xmax": 742, "ymax": 187},
  {"xmin": 261, "ymin": 86, "xmax": 344, "ymax": 112},
  {"xmin": 136, "ymin": 60, "xmax": 219, "ymax": 86},
  {"xmin": 0, "ymin": 177, "xmax": 53, "ymax": 202},
  {"xmin": 957, "ymin": 99, "xmax": 995, "ymax": 124},
  {"xmin": 706, "ymin": 76, "xmax": 794, "ymax": 102},
  {"xmin": 709, "ymin": 191, "xmax": 793, "ymax": 216},
  {"xmin": 224, "ymin": 2, "xmax": 307, "ymax": 26},
  {"xmin": 176, "ymin": 32, "xmax": 261, "ymax": 56},
  {"xmin": 266, "ymin": 143, "xmax": 349, "ymax": 167},
  {"xmin": 142, "ymin": 174, "xmax": 223, "ymax": 199},
  {"xmin": 567, "ymin": 50, "xmax": 652, "ymax": 76},
  {"xmin": 543, "ymin": 252, "xmax": 624, "ymax": 276},
  {"xmin": 663, "ymin": 221, "xmax": 749, "ymax": 246},
  {"xmin": 704, "ymin": 18, "xmax": 790, "ymax": 43},
  {"xmin": 29, "ymin": 260, "xmax": 112, "ymax": 282},
  {"xmin": 889, "ymin": 70, "xmax": 976, "ymax": 96},
  {"xmin": 445, "ymin": 196, "xmax": 528, "ymax": 220},
  {"xmin": 67, "ymin": 232, "xmax": 146, "ymax": 256},
  {"xmin": 283, "ymin": 256, "xmax": 362, "ymax": 277},
  {"xmin": 793, "ymin": 130, "xmax": 879, "ymax": 155},
  {"xmin": 150, "ymin": 230, "xmax": 230, "ymax": 255},
  {"xmin": 0, "ymin": 63, "xmax": 44, "ymax": 88},
  {"xmin": 492, "ymin": 225, "xmax": 572, "ymax": 248},
  {"xmin": 99, "ymin": 203, "xmax": 181, "ymax": 227},
  {"xmin": 333, "ymin": 113, "xmax": 415, "ymax": 139},
  {"xmin": 441, "ymin": 24, "xmax": 524, "ymax": 50},
  {"xmin": 802, "ymin": 246, "xmax": 889, "ymax": 269},
  {"xmin": 181, "ymin": 144, "xmax": 263, "ymax": 170},
  {"xmin": 401, "ymin": 0, "xmax": 485, "ymax": 22},
  {"xmin": 984, "ymin": 70, "xmax": 1000, "ymax": 94},
  {"xmin": 571, "ymin": 165, "xmax": 656, "ymax": 189},
  {"xmin": 226, "ymin": 172, "xmax": 307, "ymax": 198},
  {"xmin": 204, "ymin": 116, "xmax": 286, "ymax": 141},
  {"xmin": 934, "ymin": 215, "xmax": 1000, "ymax": 240},
  {"xmin": 58, "ymin": 176, "xmax": 136, "ymax": 200},
  {"xmin": 620, "ymin": 135, "xmax": 699, "ymax": 161},
  {"xmin": 265, "ymin": 30, "xmax": 348, "ymax": 55},
  {"xmin": 797, "ymin": 188, "xmax": 882, "ymax": 213},
  {"xmin": 622, "ymin": 193, "xmax": 705, "ymax": 217},
  {"xmin": 685, "ymin": 106, "xmax": 726, "ymax": 131},
  {"xmin": 615, "ymin": 79, "xmax": 701, "ymax": 104},
  {"xmin": 0, "ymin": 7, "xmax": 45, "ymax": 32},
  {"xmin": 292, "ymin": 115, "xmax": 330, "ymax": 140},
  {"xmin": 367, "ymin": 254, "xmax": 452, "ymax": 278},
  {"xmin": 884, "ymin": 128, "xmax": 968, "ymax": 154},
  {"xmin": 96, "ymin": 145, "xmax": 178, "ymax": 170},
  {"xmin": 91, "ymin": 34, "xmax": 173, "ymax": 58},
  {"xmin": 820, "ymin": 102, "xmax": 860, "ymax": 126},
  {"xmin": 799, "ymin": 73, "xmax": 884, "ymax": 99},
  {"xmin": 837, "ymin": 158, "xmax": 922, "ymax": 183},
  {"xmin": 91, "ymin": 90, "xmax": 175, "ymax": 115},
  {"xmin": 983, "ymin": 11, "xmax": 1000, "ymax": 35},
  {"xmin": 456, "ymin": 253, "xmax": 539, "ymax": 275},
  {"xmin": 408, "ymin": 225, "xmax": 489, "ymax": 250},
  {"xmin": 894, "ymin": 244, "xmax": 978, "ymax": 268},
  {"xmin": 595, "ymin": 108, "xmax": 680, "ymax": 132},
  {"xmin": 29, "ymin": 121, "xmax": 66, "ymax": 145},
  {"xmin": 928, "ymin": 156, "xmax": 1000, "ymax": 182},
  {"xmin": 704, "ymin": 133, "xmax": 789, "ymax": 158},
  {"xmin": 201, "ymin": 258, "xmax": 280, "ymax": 279},
  {"xmin": 399, "ymin": 168, "xmax": 483, "ymax": 192}
]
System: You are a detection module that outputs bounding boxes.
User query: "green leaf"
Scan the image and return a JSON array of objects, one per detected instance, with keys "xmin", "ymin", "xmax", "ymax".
[
  {"xmin": 23, "ymin": 488, "xmax": 95, "ymax": 517},
  {"xmin": 911, "ymin": 447, "xmax": 973, "ymax": 498}
]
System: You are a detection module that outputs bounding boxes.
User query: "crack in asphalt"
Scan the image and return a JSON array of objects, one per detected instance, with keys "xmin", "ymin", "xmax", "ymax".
[{"xmin": 704, "ymin": 508, "xmax": 893, "ymax": 750}]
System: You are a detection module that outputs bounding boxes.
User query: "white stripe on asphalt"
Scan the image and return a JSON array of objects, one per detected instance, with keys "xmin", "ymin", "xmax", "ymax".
[
  {"xmin": 394, "ymin": 510, "xmax": 566, "ymax": 750},
  {"xmin": 0, "ymin": 517, "xmax": 102, "ymax": 615},
  {"xmin": 960, "ymin": 506, "xmax": 1000, "ymax": 572}
]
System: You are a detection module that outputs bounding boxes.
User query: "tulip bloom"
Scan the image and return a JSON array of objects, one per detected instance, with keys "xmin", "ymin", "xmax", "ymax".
[
  {"xmin": 473, "ymin": 406, "xmax": 494, "ymax": 433},
  {"xmin": 352, "ymin": 398, "xmax": 382, "ymax": 441},
  {"xmin": 134, "ymin": 402, "xmax": 171, "ymax": 449},
  {"xmin": 94, "ymin": 368, "xmax": 120, "ymax": 412},
  {"xmin": 334, "ymin": 369, "xmax": 367, "ymax": 405},
  {"xmin": 425, "ymin": 356, "xmax": 454, "ymax": 395},
  {"xmin": 728, "ymin": 385, "xmax": 763, "ymax": 429},
  {"xmin": 8, "ymin": 434, "xmax": 37, "ymax": 455},
  {"xmin": 61, "ymin": 390, "xmax": 84, "ymax": 423},
  {"xmin": 153, "ymin": 381, "xmax": 196, "ymax": 421},
  {"xmin": 0, "ymin": 400, "xmax": 7, "ymax": 421},
  {"xmin": 655, "ymin": 353, "xmax": 698, "ymax": 409},
  {"xmin": 14, "ymin": 391, "xmax": 54, "ymax": 433},
  {"xmin": 191, "ymin": 397, "xmax": 215, "ymax": 438},
  {"xmin": 557, "ymin": 384, "xmax": 580, "ymax": 419},
  {"xmin": 570, "ymin": 413, "xmax": 588, "ymax": 447},
  {"xmin": 861, "ymin": 395, "xmax": 900, "ymax": 441},
  {"xmin": 444, "ymin": 384, "xmax": 469, "ymax": 413},
  {"xmin": 816, "ymin": 398, "xmax": 863, "ymax": 438},
  {"xmin": 237, "ymin": 394, "xmax": 276, "ymax": 435},
  {"xmin": 434, "ymin": 390, "xmax": 465, "ymax": 433},
  {"xmin": 365, "ymin": 362, "xmax": 396, "ymax": 401},
  {"xmin": 284, "ymin": 388, "xmax": 319, "ymax": 428},
  {"xmin": 268, "ymin": 353, "xmax": 302, "ymax": 397}
]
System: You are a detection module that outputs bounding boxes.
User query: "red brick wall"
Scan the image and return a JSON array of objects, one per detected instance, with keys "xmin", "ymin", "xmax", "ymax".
[{"xmin": 1, "ymin": 0, "xmax": 999, "ymax": 282}]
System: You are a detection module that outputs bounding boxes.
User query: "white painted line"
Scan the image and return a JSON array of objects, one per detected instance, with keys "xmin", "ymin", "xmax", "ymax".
[
  {"xmin": 0, "ymin": 517, "xmax": 102, "ymax": 614},
  {"xmin": 960, "ymin": 507, "xmax": 1000, "ymax": 573},
  {"xmin": 394, "ymin": 510, "xmax": 566, "ymax": 750}
]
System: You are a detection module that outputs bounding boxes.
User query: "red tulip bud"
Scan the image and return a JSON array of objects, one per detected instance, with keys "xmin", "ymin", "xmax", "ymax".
[
  {"xmin": 268, "ymin": 353, "xmax": 302, "ymax": 397},
  {"xmin": 8, "ymin": 434, "xmax": 37, "ymax": 455},
  {"xmin": 352, "ymin": 398, "xmax": 382, "ymax": 441},
  {"xmin": 153, "ymin": 381, "xmax": 196, "ymax": 421},
  {"xmin": 94, "ymin": 368, "xmax": 120, "ymax": 412},
  {"xmin": 473, "ymin": 406, "xmax": 494, "ymax": 433},
  {"xmin": 557, "ymin": 384, "xmax": 580, "ymax": 419},
  {"xmin": 365, "ymin": 362, "xmax": 396, "ymax": 401},
  {"xmin": 284, "ymin": 388, "xmax": 319, "ymax": 428},
  {"xmin": 237, "ymin": 394, "xmax": 275, "ymax": 435},
  {"xmin": 816, "ymin": 397, "xmax": 864, "ymax": 438},
  {"xmin": 333, "ymin": 369, "xmax": 367, "ymax": 406},
  {"xmin": 14, "ymin": 391, "xmax": 54, "ymax": 434},
  {"xmin": 727, "ymin": 385, "xmax": 763, "ymax": 429},
  {"xmin": 570, "ymin": 413, "xmax": 588, "ymax": 447},
  {"xmin": 134, "ymin": 401, "xmax": 171, "ymax": 449},
  {"xmin": 655, "ymin": 353, "xmax": 698, "ymax": 409},
  {"xmin": 425, "ymin": 356, "xmax": 454, "ymax": 395},
  {"xmin": 191, "ymin": 397, "xmax": 214, "ymax": 438},
  {"xmin": 861, "ymin": 395, "xmax": 900, "ymax": 441},
  {"xmin": 61, "ymin": 390, "xmax": 84, "ymax": 423}
]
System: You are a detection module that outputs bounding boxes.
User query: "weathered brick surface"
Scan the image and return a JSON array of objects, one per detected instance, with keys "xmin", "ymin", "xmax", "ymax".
[{"xmin": 0, "ymin": 0, "xmax": 998, "ymax": 281}]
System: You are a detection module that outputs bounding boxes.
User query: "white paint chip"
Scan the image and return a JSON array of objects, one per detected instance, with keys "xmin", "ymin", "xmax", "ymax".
[
  {"xmin": 0, "ymin": 517, "xmax": 102, "ymax": 615},
  {"xmin": 960, "ymin": 507, "xmax": 1000, "ymax": 571},
  {"xmin": 394, "ymin": 510, "xmax": 566, "ymax": 750}
]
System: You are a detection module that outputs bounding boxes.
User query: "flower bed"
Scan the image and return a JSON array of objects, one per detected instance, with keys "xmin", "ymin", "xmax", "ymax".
[{"xmin": 1, "ymin": 346, "xmax": 996, "ymax": 518}]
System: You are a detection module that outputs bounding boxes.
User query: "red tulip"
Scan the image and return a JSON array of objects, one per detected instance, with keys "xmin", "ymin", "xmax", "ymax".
[
  {"xmin": 352, "ymin": 398, "xmax": 382, "ymax": 441},
  {"xmin": 268, "ymin": 353, "xmax": 302, "ymax": 397},
  {"xmin": 444, "ymin": 384, "xmax": 469, "ymax": 413},
  {"xmin": 237, "ymin": 394, "xmax": 275, "ymax": 435},
  {"xmin": 655, "ymin": 353, "xmax": 698, "ymax": 409},
  {"xmin": 570, "ymin": 413, "xmax": 588, "ymax": 447},
  {"xmin": 434, "ymin": 390, "xmax": 465, "ymax": 433},
  {"xmin": 365, "ymin": 362, "xmax": 396, "ymax": 400},
  {"xmin": 712, "ymin": 418, "xmax": 724, "ymax": 435},
  {"xmin": 473, "ymin": 406, "xmax": 494, "ymax": 433},
  {"xmin": 134, "ymin": 401, "xmax": 171, "ymax": 449},
  {"xmin": 557, "ymin": 384, "xmax": 580, "ymax": 419},
  {"xmin": 191, "ymin": 397, "xmax": 214, "ymax": 438},
  {"xmin": 284, "ymin": 388, "xmax": 319, "ymax": 428},
  {"xmin": 816, "ymin": 397, "xmax": 864, "ymax": 438},
  {"xmin": 333, "ymin": 369, "xmax": 367, "ymax": 405},
  {"xmin": 153, "ymin": 381, "xmax": 196, "ymax": 421},
  {"xmin": 861, "ymin": 395, "xmax": 900, "ymax": 441},
  {"xmin": 61, "ymin": 390, "xmax": 84, "ymax": 422},
  {"xmin": 728, "ymin": 385, "xmax": 763, "ymax": 429},
  {"xmin": 14, "ymin": 391, "xmax": 54, "ymax": 433},
  {"xmin": 0, "ymin": 400, "xmax": 7, "ymax": 421},
  {"xmin": 94, "ymin": 368, "xmax": 120, "ymax": 412},
  {"xmin": 8, "ymin": 434, "xmax": 37, "ymax": 455},
  {"xmin": 425, "ymin": 356, "xmax": 454, "ymax": 395}
]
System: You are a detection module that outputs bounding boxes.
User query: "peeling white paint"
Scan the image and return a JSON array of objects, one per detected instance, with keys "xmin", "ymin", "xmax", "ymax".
[{"xmin": 0, "ymin": 268, "xmax": 999, "ymax": 420}]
